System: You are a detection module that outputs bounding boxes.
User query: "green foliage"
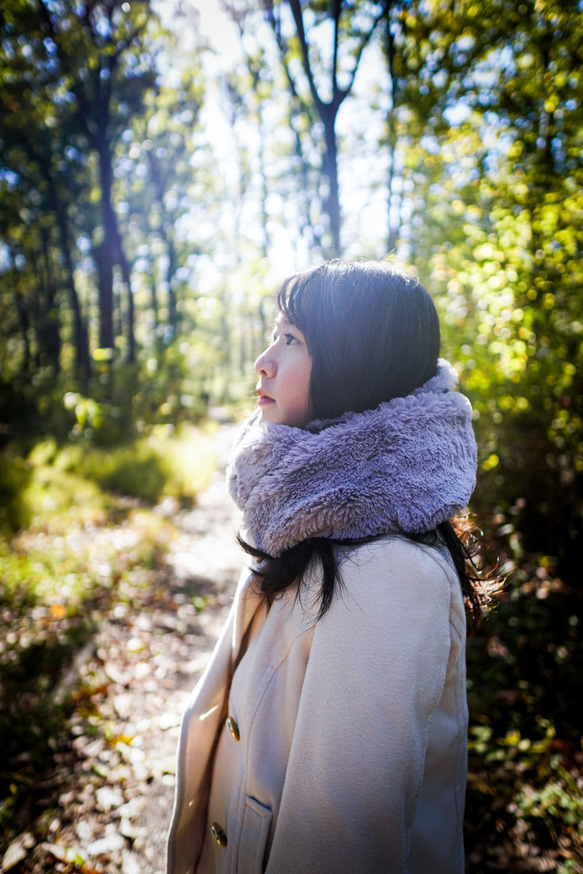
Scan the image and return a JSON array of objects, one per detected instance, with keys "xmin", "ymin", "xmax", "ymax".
[
  {"xmin": 465, "ymin": 554, "xmax": 583, "ymax": 869},
  {"xmin": 54, "ymin": 423, "xmax": 217, "ymax": 504},
  {"xmin": 1, "ymin": 2, "xmax": 583, "ymax": 867},
  {"xmin": 395, "ymin": 0, "xmax": 583, "ymax": 585},
  {"xmin": 78, "ymin": 442, "xmax": 170, "ymax": 501},
  {"xmin": 0, "ymin": 453, "xmax": 32, "ymax": 531},
  {"xmin": 0, "ymin": 420, "xmax": 217, "ymax": 844}
]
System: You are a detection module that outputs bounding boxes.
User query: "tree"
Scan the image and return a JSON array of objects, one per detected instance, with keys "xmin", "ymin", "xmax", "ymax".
[
  {"xmin": 34, "ymin": 0, "xmax": 158, "ymax": 363},
  {"xmin": 0, "ymin": 1, "xmax": 92, "ymax": 381},
  {"xmin": 126, "ymin": 73, "xmax": 206, "ymax": 343},
  {"xmin": 224, "ymin": 0, "xmax": 389, "ymax": 256},
  {"xmin": 393, "ymin": 0, "xmax": 583, "ymax": 578}
]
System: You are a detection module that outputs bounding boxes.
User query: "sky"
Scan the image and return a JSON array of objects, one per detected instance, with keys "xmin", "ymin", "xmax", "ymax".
[
  {"xmin": 152, "ymin": 0, "xmax": 396, "ymax": 276},
  {"xmin": 154, "ymin": 0, "xmax": 242, "ymax": 71}
]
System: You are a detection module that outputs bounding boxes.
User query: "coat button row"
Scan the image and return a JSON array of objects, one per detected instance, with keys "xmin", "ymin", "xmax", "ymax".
[
  {"xmin": 226, "ymin": 715, "xmax": 240, "ymax": 741},
  {"xmin": 211, "ymin": 822, "xmax": 228, "ymax": 848}
]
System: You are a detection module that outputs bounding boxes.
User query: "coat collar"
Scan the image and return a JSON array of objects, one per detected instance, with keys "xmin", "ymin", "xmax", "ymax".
[{"xmin": 231, "ymin": 570, "xmax": 264, "ymax": 660}]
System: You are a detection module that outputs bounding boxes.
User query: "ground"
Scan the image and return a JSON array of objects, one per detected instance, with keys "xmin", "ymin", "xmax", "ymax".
[{"xmin": 2, "ymin": 425, "xmax": 242, "ymax": 874}]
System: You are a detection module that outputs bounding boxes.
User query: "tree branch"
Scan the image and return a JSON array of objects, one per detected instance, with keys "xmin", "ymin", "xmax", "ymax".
[
  {"xmin": 339, "ymin": 0, "xmax": 389, "ymax": 106},
  {"xmin": 286, "ymin": 0, "xmax": 324, "ymax": 112}
]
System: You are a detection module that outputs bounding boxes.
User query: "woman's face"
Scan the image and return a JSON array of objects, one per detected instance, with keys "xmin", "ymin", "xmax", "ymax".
[{"xmin": 254, "ymin": 314, "xmax": 312, "ymax": 427}]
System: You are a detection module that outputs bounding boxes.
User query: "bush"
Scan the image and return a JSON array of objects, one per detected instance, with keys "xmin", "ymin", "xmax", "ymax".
[
  {"xmin": 54, "ymin": 422, "xmax": 217, "ymax": 505},
  {"xmin": 65, "ymin": 442, "xmax": 170, "ymax": 502},
  {"xmin": 0, "ymin": 454, "xmax": 33, "ymax": 532},
  {"xmin": 465, "ymin": 555, "xmax": 583, "ymax": 870}
]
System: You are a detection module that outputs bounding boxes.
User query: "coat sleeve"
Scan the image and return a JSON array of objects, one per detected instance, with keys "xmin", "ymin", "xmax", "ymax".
[{"xmin": 265, "ymin": 538, "xmax": 456, "ymax": 874}]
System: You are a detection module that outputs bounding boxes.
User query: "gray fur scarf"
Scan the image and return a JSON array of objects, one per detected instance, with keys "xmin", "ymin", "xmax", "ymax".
[{"xmin": 227, "ymin": 359, "xmax": 477, "ymax": 557}]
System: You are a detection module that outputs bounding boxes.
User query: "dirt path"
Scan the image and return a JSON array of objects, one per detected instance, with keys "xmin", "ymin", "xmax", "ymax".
[{"xmin": 10, "ymin": 425, "xmax": 242, "ymax": 874}]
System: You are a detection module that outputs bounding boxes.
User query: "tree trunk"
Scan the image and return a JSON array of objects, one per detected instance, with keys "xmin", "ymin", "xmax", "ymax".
[
  {"xmin": 385, "ymin": 21, "xmax": 399, "ymax": 253},
  {"xmin": 58, "ymin": 233, "xmax": 90, "ymax": 382},
  {"xmin": 321, "ymin": 107, "xmax": 341, "ymax": 256},
  {"xmin": 14, "ymin": 288, "xmax": 31, "ymax": 376},
  {"xmin": 150, "ymin": 261, "xmax": 159, "ymax": 332},
  {"xmin": 95, "ymin": 240, "xmax": 115, "ymax": 350},
  {"xmin": 96, "ymin": 131, "xmax": 136, "ymax": 362},
  {"xmin": 39, "ymin": 158, "xmax": 90, "ymax": 381},
  {"xmin": 38, "ymin": 226, "xmax": 61, "ymax": 375},
  {"xmin": 118, "ymin": 245, "xmax": 136, "ymax": 363},
  {"xmin": 166, "ymin": 238, "xmax": 178, "ymax": 339},
  {"xmin": 95, "ymin": 133, "xmax": 116, "ymax": 353}
]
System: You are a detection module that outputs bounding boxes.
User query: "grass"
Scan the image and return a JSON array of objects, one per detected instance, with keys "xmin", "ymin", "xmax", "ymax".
[
  {"xmin": 48, "ymin": 420, "xmax": 218, "ymax": 506},
  {"xmin": 0, "ymin": 421, "xmax": 219, "ymax": 849}
]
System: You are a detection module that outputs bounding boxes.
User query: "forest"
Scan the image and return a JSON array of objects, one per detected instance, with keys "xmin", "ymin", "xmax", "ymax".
[{"xmin": 0, "ymin": 0, "xmax": 582, "ymax": 871}]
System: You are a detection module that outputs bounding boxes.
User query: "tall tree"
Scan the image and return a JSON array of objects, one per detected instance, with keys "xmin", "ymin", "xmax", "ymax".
[
  {"xmin": 396, "ymin": 0, "xmax": 583, "ymax": 576},
  {"xmin": 224, "ymin": 0, "xmax": 388, "ymax": 256},
  {"xmin": 123, "ymin": 73, "xmax": 205, "ymax": 343},
  {"xmin": 34, "ymin": 0, "xmax": 158, "ymax": 362},
  {"xmin": 0, "ymin": 2, "xmax": 92, "ymax": 381}
]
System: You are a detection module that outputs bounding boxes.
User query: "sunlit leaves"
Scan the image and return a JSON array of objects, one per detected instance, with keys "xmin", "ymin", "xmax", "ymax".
[{"xmin": 392, "ymin": 0, "xmax": 583, "ymax": 573}]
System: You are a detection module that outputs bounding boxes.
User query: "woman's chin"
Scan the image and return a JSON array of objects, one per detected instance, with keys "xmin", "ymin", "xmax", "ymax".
[{"xmin": 257, "ymin": 404, "xmax": 278, "ymax": 425}]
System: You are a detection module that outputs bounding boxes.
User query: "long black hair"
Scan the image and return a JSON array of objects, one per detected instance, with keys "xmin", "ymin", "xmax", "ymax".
[{"xmin": 241, "ymin": 259, "xmax": 497, "ymax": 625}]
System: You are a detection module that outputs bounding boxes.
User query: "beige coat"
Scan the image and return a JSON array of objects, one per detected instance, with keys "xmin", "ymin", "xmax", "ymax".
[{"xmin": 167, "ymin": 536, "xmax": 468, "ymax": 874}]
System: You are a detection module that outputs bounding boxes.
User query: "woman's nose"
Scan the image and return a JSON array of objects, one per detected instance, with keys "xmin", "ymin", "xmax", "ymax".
[{"xmin": 254, "ymin": 347, "xmax": 276, "ymax": 377}]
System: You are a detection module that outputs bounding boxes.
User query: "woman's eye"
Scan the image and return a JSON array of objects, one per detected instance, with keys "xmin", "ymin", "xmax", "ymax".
[{"xmin": 284, "ymin": 333, "xmax": 297, "ymax": 346}]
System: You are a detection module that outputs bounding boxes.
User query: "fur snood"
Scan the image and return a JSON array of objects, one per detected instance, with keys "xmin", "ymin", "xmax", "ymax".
[{"xmin": 227, "ymin": 359, "xmax": 477, "ymax": 557}]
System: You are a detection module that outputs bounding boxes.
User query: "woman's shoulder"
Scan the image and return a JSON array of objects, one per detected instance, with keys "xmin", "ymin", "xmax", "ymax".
[
  {"xmin": 305, "ymin": 535, "xmax": 463, "ymax": 661},
  {"xmin": 329, "ymin": 534, "xmax": 460, "ymax": 620},
  {"xmin": 338, "ymin": 534, "xmax": 455, "ymax": 582}
]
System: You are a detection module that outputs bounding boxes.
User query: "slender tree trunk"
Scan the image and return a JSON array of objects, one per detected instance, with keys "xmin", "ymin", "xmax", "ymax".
[
  {"xmin": 385, "ymin": 21, "xmax": 399, "ymax": 253},
  {"xmin": 166, "ymin": 239, "xmax": 177, "ymax": 339},
  {"xmin": 29, "ymin": 246, "xmax": 43, "ymax": 371},
  {"xmin": 95, "ymin": 244, "xmax": 114, "ymax": 354},
  {"xmin": 150, "ymin": 260, "xmax": 159, "ymax": 330},
  {"xmin": 118, "ymin": 247, "xmax": 136, "ymax": 363},
  {"xmin": 95, "ymin": 135, "xmax": 116, "ymax": 352},
  {"xmin": 96, "ymin": 131, "xmax": 136, "ymax": 362},
  {"xmin": 38, "ymin": 228, "xmax": 61, "ymax": 374},
  {"xmin": 39, "ymin": 158, "xmax": 90, "ymax": 381},
  {"xmin": 145, "ymin": 146, "xmax": 185, "ymax": 343},
  {"xmin": 59, "ymin": 238, "xmax": 90, "ymax": 381},
  {"xmin": 321, "ymin": 107, "xmax": 341, "ymax": 256},
  {"xmin": 14, "ymin": 288, "xmax": 31, "ymax": 375},
  {"xmin": 257, "ymin": 103, "xmax": 271, "ymax": 259}
]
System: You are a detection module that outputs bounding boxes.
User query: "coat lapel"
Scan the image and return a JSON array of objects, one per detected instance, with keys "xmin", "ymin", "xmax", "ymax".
[{"xmin": 231, "ymin": 568, "xmax": 263, "ymax": 664}]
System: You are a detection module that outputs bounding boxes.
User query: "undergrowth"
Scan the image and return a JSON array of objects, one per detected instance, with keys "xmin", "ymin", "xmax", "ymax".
[
  {"xmin": 465, "ymin": 553, "xmax": 583, "ymax": 873},
  {"xmin": 0, "ymin": 422, "xmax": 218, "ymax": 847}
]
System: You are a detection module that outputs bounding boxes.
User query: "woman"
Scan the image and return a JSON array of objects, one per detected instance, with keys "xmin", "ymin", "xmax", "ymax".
[{"xmin": 167, "ymin": 259, "xmax": 487, "ymax": 874}]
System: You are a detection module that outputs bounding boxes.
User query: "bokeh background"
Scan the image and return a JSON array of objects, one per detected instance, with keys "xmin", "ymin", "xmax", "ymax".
[{"xmin": 0, "ymin": 1, "xmax": 581, "ymax": 871}]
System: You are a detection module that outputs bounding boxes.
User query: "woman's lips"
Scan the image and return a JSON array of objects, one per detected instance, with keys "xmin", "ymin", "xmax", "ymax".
[{"xmin": 257, "ymin": 395, "xmax": 275, "ymax": 406}]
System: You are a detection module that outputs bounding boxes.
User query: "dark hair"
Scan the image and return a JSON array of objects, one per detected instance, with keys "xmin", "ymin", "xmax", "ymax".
[
  {"xmin": 277, "ymin": 260, "xmax": 440, "ymax": 419},
  {"xmin": 241, "ymin": 259, "xmax": 498, "ymax": 624}
]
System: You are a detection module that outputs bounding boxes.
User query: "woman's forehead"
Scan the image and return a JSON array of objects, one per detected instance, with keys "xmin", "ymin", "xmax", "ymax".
[{"xmin": 275, "ymin": 313, "xmax": 293, "ymax": 329}]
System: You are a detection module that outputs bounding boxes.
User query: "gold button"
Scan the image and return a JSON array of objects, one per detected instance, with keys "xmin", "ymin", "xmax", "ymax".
[
  {"xmin": 226, "ymin": 716, "xmax": 240, "ymax": 742},
  {"xmin": 211, "ymin": 822, "xmax": 228, "ymax": 848}
]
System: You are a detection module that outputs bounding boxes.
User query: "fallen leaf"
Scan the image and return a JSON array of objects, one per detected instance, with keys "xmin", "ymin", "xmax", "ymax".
[
  {"xmin": 71, "ymin": 682, "xmax": 110, "ymax": 703},
  {"xmin": 109, "ymin": 734, "xmax": 135, "ymax": 746}
]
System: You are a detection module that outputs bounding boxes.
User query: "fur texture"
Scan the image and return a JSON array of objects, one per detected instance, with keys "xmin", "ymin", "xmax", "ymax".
[{"xmin": 227, "ymin": 359, "xmax": 477, "ymax": 556}]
